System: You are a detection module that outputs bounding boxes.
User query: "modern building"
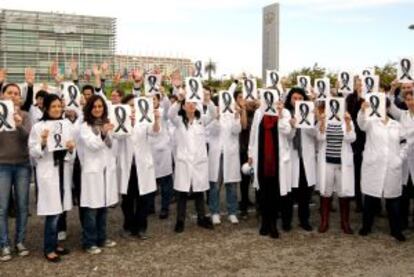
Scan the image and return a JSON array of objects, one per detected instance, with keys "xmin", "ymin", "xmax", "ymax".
[
  {"xmin": 0, "ymin": 9, "xmax": 116, "ymax": 82},
  {"xmin": 262, "ymin": 3, "xmax": 280, "ymax": 81}
]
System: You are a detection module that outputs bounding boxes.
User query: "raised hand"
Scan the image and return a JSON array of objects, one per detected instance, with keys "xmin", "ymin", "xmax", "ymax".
[{"xmin": 24, "ymin": 68, "xmax": 35, "ymax": 86}]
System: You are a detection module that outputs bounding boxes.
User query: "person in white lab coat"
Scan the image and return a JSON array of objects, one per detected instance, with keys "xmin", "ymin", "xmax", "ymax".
[
  {"xmin": 168, "ymin": 89, "xmax": 216, "ymax": 233},
  {"xmin": 248, "ymin": 99, "xmax": 292, "ymax": 239},
  {"xmin": 284, "ymin": 87, "xmax": 317, "ymax": 231},
  {"xmin": 117, "ymin": 94, "xmax": 160, "ymax": 239},
  {"xmin": 358, "ymin": 98, "xmax": 409, "ymax": 242},
  {"xmin": 208, "ymin": 93, "xmax": 242, "ymax": 225},
  {"xmin": 388, "ymin": 85, "xmax": 414, "ymax": 230},
  {"xmin": 78, "ymin": 94, "xmax": 118, "ymax": 254},
  {"xmin": 29, "ymin": 94, "xmax": 75, "ymax": 262},
  {"xmin": 316, "ymin": 106, "xmax": 356, "ymax": 234}
]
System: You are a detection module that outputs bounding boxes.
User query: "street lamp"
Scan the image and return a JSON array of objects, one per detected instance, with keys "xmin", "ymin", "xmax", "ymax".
[{"xmin": 409, "ymin": 24, "xmax": 414, "ymax": 30}]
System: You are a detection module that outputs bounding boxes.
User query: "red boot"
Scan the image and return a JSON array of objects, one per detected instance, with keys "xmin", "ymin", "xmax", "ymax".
[
  {"xmin": 339, "ymin": 198, "xmax": 354, "ymax": 234},
  {"xmin": 318, "ymin": 196, "xmax": 331, "ymax": 233}
]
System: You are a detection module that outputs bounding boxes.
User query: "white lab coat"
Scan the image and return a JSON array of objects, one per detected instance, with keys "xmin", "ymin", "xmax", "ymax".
[
  {"xmin": 358, "ymin": 111, "xmax": 409, "ymax": 198},
  {"xmin": 78, "ymin": 122, "xmax": 119, "ymax": 208},
  {"xmin": 289, "ymin": 128, "xmax": 317, "ymax": 188},
  {"xmin": 248, "ymin": 108, "xmax": 292, "ymax": 196},
  {"xmin": 208, "ymin": 115, "xmax": 242, "ymax": 183},
  {"xmin": 316, "ymin": 122, "xmax": 356, "ymax": 197},
  {"xmin": 168, "ymin": 102, "xmax": 216, "ymax": 192},
  {"xmin": 28, "ymin": 120, "xmax": 75, "ymax": 216},
  {"xmin": 117, "ymin": 124, "xmax": 157, "ymax": 196}
]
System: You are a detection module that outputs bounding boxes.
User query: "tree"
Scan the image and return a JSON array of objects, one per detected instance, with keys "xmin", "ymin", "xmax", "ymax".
[
  {"xmin": 286, "ymin": 63, "xmax": 326, "ymax": 88},
  {"xmin": 204, "ymin": 59, "xmax": 216, "ymax": 81},
  {"xmin": 374, "ymin": 62, "xmax": 397, "ymax": 89}
]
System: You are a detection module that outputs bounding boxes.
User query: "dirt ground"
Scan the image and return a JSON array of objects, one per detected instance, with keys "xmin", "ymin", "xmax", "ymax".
[{"xmin": 1, "ymin": 190, "xmax": 414, "ymax": 277}]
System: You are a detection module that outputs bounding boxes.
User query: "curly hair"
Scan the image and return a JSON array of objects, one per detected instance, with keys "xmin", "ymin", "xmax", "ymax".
[{"xmin": 83, "ymin": 94, "xmax": 109, "ymax": 126}]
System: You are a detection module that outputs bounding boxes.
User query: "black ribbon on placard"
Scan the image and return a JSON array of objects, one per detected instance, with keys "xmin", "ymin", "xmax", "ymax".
[
  {"xmin": 189, "ymin": 79, "xmax": 201, "ymax": 100},
  {"xmin": 148, "ymin": 75, "xmax": 158, "ymax": 93},
  {"xmin": 365, "ymin": 76, "xmax": 374, "ymax": 93},
  {"xmin": 362, "ymin": 70, "xmax": 371, "ymax": 76},
  {"xmin": 299, "ymin": 77, "xmax": 308, "ymax": 90},
  {"xmin": 340, "ymin": 72, "xmax": 351, "ymax": 91},
  {"xmin": 0, "ymin": 102, "xmax": 13, "ymax": 130},
  {"xmin": 244, "ymin": 79, "xmax": 255, "ymax": 100},
  {"xmin": 194, "ymin": 61, "xmax": 203, "ymax": 78},
  {"xmin": 114, "ymin": 106, "xmax": 128, "ymax": 133},
  {"xmin": 270, "ymin": 72, "xmax": 279, "ymax": 87},
  {"xmin": 328, "ymin": 99, "xmax": 341, "ymax": 121},
  {"xmin": 317, "ymin": 80, "xmax": 327, "ymax": 98},
  {"xmin": 67, "ymin": 85, "xmax": 79, "ymax": 107},
  {"xmin": 400, "ymin": 59, "xmax": 413, "ymax": 81},
  {"xmin": 54, "ymin": 133, "xmax": 63, "ymax": 148},
  {"xmin": 264, "ymin": 91, "xmax": 276, "ymax": 113},
  {"xmin": 222, "ymin": 92, "xmax": 233, "ymax": 114},
  {"xmin": 369, "ymin": 95, "xmax": 381, "ymax": 117},
  {"xmin": 299, "ymin": 103, "xmax": 311, "ymax": 125},
  {"xmin": 138, "ymin": 99, "xmax": 152, "ymax": 123}
]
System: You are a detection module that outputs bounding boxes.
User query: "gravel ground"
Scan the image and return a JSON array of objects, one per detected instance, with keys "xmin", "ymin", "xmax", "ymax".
[{"xmin": 1, "ymin": 190, "xmax": 414, "ymax": 277}]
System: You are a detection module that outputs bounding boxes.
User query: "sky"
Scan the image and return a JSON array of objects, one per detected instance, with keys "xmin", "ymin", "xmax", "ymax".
[{"xmin": 1, "ymin": 0, "xmax": 413, "ymax": 77}]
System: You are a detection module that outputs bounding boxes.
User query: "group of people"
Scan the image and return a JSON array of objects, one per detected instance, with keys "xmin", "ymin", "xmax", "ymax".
[{"xmin": 0, "ymin": 62, "xmax": 413, "ymax": 264}]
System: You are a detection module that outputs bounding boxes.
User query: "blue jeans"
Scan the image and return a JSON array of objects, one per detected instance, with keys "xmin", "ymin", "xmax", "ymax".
[
  {"xmin": 82, "ymin": 207, "xmax": 107, "ymax": 249},
  {"xmin": 0, "ymin": 163, "xmax": 31, "ymax": 248},
  {"xmin": 209, "ymin": 182, "xmax": 238, "ymax": 215},
  {"xmin": 157, "ymin": 175, "xmax": 173, "ymax": 212},
  {"xmin": 44, "ymin": 215, "xmax": 60, "ymax": 255}
]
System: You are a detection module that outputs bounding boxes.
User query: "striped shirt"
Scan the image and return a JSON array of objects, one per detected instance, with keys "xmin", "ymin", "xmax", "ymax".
[{"xmin": 326, "ymin": 123, "xmax": 343, "ymax": 164}]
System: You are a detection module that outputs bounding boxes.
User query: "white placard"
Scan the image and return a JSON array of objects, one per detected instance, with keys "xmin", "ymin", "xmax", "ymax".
[
  {"xmin": 219, "ymin": 90, "xmax": 235, "ymax": 116},
  {"xmin": 266, "ymin": 70, "xmax": 284, "ymax": 97},
  {"xmin": 326, "ymin": 97, "xmax": 345, "ymax": 123},
  {"xmin": 193, "ymin": 60, "xmax": 204, "ymax": 78},
  {"xmin": 185, "ymin": 77, "xmax": 204, "ymax": 103},
  {"xmin": 109, "ymin": 104, "xmax": 132, "ymax": 135},
  {"xmin": 144, "ymin": 74, "xmax": 161, "ymax": 95},
  {"xmin": 366, "ymin": 92, "xmax": 386, "ymax": 120},
  {"xmin": 295, "ymin": 101, "xmax": 315, "ymax": 129},
  {"xmin": 61, "ymin": 81, "xmax": 81, "ymax": 110},
  {"xmin": 46, "ymin": 120, "xmax": 69, "ymax": 152},
  {"xmin": 259, "ymin": 89, "xmax": 279, "ymax": 116},
  {"xmin": 397, "ymin": 57, "xmax": 414, "ymax": 83},
  {"xmin": 314, "ymin": 78, "xmax": 330, "ymax": 99},
  {"xmin": 242, "ymin": 78, "xmax": 258, "ymax": 101},
  {"xmin": 361, "ymin": 75, "xmax": 380, "ymax": 97},
  {"xmin": 297, "ymin": 75, "xmax": 311, "ymax": 94},
  {"xmin": 135, "ymin": 97, "xmax": 154, "ymax": 126},
  {"xmin": 0, "ymin": 100, "xmax": 16, "ymax": 132},
  {"xmin": 338, "ymin": 71, "xmax": 354, "ymax": 95}
]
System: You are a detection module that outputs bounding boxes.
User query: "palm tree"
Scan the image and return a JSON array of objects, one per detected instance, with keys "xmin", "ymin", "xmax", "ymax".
[{"xmin": 204, "ymin": 59, "xmax": 216, "ymax": 81}]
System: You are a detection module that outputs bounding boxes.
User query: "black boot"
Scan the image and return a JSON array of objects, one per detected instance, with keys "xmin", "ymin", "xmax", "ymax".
[
  {"xmin": 197, "ymin": 217, "xmax": 213, "ymax": 230},
  {"xmin": 174, "ymin": 220, "xmax": 184, "ymax": 233},
  {"xmin": 259, "ymin": 215, "xmax": 270, "ymax": 236},
  {"xmin": 269, "ymin": 217, "xmax": 279, "ymax": 239}
]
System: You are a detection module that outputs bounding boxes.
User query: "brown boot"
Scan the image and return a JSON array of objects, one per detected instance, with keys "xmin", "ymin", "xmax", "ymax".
[
  {"xmin": 339, "ymin": 198, "xmax": 354, "ymax": 234},
  {"xmin": 318, "ymin": 196, "xmax": 331, "ymax": 233}
]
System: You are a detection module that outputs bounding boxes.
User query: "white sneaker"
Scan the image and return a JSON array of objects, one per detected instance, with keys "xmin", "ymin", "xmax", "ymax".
[
  {"xmin": 58, "ymin": 231, "xmax": 67, "ymax": 241},
  {"xmin": 212, "ymin": 214, "xmax": 221, "ymax": 225},
  {"xmin": 15, "ymin": 243, "xmax": 29, "ymax": 257},
  {"xmin": 104, "ymin": 240, "xmax": 117, "ymax": 248},
  {"xmin": 0, "ymin": 247, "xmax": 12, "ymax": 262},
  {"xmin": 228, "ymin": 214, "xmax": 239, "ymax": 224},
  {"xmin": 86, "ymin": 246, "xmax": 102, "ymax": 255}
]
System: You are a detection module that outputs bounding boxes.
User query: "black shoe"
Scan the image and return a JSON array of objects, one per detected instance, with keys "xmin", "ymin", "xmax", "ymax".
[
  {"xmin": 174, "ymin": 221, "xmax": 184, "ymax": 233},
  {"xmin": 359, "ymin": 228, "xmax": 371, "ymax": 236},
  {"xmin": 269, "ymin": 228, "xmax": 280, "ymax": 239},
  {"xmin": 197, "ymin": 217, "xmax": 214, "ymax": 230},
  {"xmin": 391, "ymin": 232, "xmax": 406, "ymax": 242},
  {"xmin": 55, "ymin": 247, "xmax": 70, "ymax": 256},
  {"xmin": 299, "ymin": 222, "xmax": 313, "ymax": 232},
  {"xmin": 240, "ymin": 210, "xmax": 248, "ymax": 220},
  {"xmin": 282, "ymin": 224, "xmax": 292, "ymax": 232},
  {"xmin": 159, "ymin": 210, "xmax": 169, "ymax": 220}
]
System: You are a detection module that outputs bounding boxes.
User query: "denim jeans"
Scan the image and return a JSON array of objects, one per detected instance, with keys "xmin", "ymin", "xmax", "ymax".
[
  {"xmin": 82, "ymin": 207, "xmax": 107, "ymax": 249},
  {"xmin": 44, "ymin": 215, "xmax": 60, "ymax": 255},
  {"xmin": 0, "ymin": 162, "xmax": 31, "ymax": 248},
  {"xmin": 209, "ymin": 182, "xmax": 238, "ymax": 215},
  {"xmin": 157, "ymin": 174, "xmax": 173, "ymax": 213}
]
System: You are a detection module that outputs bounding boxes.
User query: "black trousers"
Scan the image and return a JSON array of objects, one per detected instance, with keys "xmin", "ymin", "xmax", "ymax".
[
  {"xmin": 353, "ymin": 154, "xmax": 363, "ymax": 210},
  {"xmin": 176, "ymin": 191, "xmax": 206, "ymax": 223},
  {"xmin": 401, "ymin": 175, "xmax": 413, "ymax": 228},
  {"xmin": 72, "ymin": 154, "xmax": 85, "ymax": 227},
  {"xmin": 362, "ymin": 194, "xmax": 402, "ymax": 235},
  {"xmin": 121, "ymin": 164, "xmax": 149, "ymax": 234},
  {"xmin": 292, "ymin": 158, "xmax": 313, "ymax": 225},
  {"xmin": 239, "ymin": 151, "xmax": 252, "ymax": 212}
]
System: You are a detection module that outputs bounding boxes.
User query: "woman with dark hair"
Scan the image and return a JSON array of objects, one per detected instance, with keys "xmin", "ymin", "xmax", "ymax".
[
  {"xmin": 78, "ymin": 94, "xmax": 118, "ymax": 254},
  {"xmin": 284, "ymin": 87, "xmax": 317, "ymax": 231},
  {"xmin": 248, "ymin": 94, "xmax": 292, "ymax": 239},
  {"xmin": 28, "ymin": 94, "xmax": 75, "ymax": 262},
  {"xmin": 168, "ymin": 88, "xmax": 216, "ymax": 233}
]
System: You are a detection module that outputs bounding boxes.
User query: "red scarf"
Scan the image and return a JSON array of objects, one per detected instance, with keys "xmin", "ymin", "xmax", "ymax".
[{"xmin": 263, "ymin": 115, "xmax": 278, "ymax": 177}]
